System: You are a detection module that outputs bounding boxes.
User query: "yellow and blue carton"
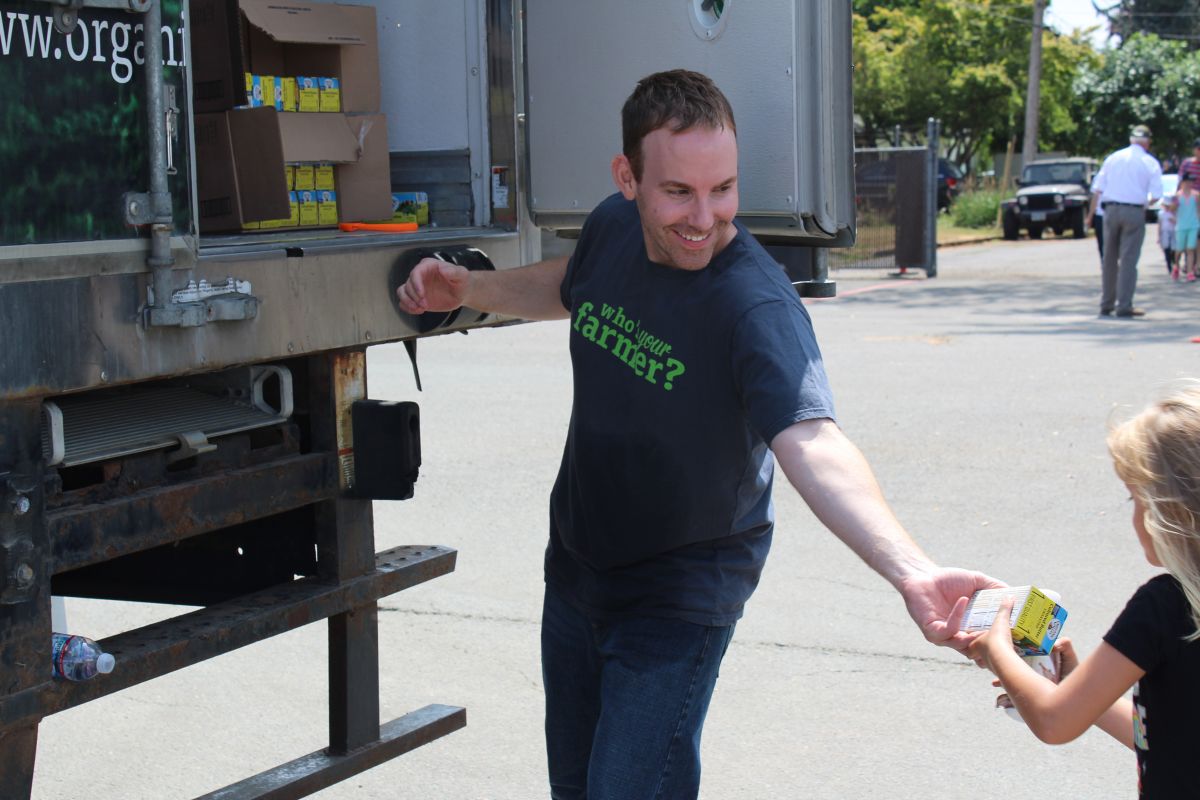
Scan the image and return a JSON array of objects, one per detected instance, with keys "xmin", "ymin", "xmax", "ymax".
[
  {"xmin": 961, "ymin": 586, "xmax": 1067, "ymax": 656},
  {"xmin": 391, "ymin": 191, "xmax": 429, "ymax": 225}
]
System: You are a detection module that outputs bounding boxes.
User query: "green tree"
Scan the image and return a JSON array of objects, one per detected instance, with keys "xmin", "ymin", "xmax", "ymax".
[
  {"xmin": 1075, "ymin": 31, "xmax": 1200, "ymax": 158},
  {"xmin": 853, "ymin": 0, "xmax": 1098, "ymax": 171}
]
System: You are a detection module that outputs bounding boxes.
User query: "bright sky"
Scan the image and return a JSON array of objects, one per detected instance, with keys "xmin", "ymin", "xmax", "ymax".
[{"xmin": 1045, "ymin": 0, "xmax": 1111, "ymax": 47}]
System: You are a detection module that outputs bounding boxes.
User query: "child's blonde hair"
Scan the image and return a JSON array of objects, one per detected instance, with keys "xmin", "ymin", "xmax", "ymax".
[{"xmin": 1108, "ymin": 385, "xmax": 1200, "ymax": 640}]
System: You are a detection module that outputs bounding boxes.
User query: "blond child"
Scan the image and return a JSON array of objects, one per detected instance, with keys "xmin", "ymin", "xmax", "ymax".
[{"xmin": 968, "ymin": 385, "xmax": 1200, "ymax": 798}]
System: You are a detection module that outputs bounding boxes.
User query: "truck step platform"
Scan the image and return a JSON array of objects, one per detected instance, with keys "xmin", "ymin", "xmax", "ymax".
[
  {"xmin": 0, "ymin": 544, "xmax": 455, "ymax": 729},
  {"xmin": 194, "ymin": 704, "xmax": 466, "ymax": 800}
]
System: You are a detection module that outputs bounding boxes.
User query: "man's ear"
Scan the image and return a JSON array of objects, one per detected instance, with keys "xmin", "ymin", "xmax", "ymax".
[{"xmin": 611, "ymin": 154, "xmax": 638, "ymax": 200}]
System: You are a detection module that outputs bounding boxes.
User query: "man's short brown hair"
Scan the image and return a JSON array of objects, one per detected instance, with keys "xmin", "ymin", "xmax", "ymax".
[{"xmin": 621, "ymin": 69, "xmax": 737, "ymax": 181}]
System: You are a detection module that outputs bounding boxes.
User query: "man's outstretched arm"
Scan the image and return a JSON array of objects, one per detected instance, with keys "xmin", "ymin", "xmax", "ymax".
[{"xmin": 771, "ymin": 417, "xmax": 1004, "ymax": 652}]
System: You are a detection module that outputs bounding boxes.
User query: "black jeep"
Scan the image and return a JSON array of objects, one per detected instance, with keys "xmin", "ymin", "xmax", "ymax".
[{"xmin": 1000, "ymin": 158, "xmax": 1099, "ymax": 240}]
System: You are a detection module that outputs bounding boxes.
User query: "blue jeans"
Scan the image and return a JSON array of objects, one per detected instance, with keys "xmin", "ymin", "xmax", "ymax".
[{"xmin": 541, "ymin": 584, "xmax": 736, "ymax": 800}]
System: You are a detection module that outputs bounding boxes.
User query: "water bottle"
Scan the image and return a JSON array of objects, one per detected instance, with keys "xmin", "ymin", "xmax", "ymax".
[{"xmin": 52, "ymin": 633, "xmax": 116, "ymax": 681}]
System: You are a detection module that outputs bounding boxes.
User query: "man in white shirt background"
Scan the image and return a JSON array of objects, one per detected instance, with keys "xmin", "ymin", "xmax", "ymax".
[{"xmin": 1086, "ymin": 124, "xmax": 1164, "ymax": 318}]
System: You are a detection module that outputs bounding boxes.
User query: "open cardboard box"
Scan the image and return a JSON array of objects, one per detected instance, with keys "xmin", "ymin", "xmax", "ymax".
[
  {"xmin": 196, "ymin": 108, "xmax": 391, "ymax": 232},
  {"xmin": 192, "ymin": 0, "xmax": 380, "ymax": 114},
  {"xmin": 191, "ymin": 0, "xmax": 390, "ymax": 232}
]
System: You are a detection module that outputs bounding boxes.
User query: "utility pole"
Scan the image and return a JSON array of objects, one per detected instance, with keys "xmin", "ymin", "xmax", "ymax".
[{"xmin": 1022, "ymin": 0, "xmax": 1046, "ymax": 168}]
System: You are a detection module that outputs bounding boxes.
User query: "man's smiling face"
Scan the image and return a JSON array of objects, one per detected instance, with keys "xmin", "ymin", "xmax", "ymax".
[{"xmin": 617, "ymin": 124, "xmax": 739, "ymax": 271}]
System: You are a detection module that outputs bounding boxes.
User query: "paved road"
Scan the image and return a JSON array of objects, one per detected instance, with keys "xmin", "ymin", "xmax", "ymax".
[{"xmin": 35, "ymin": 230, "xmax": 1196, "ymax": 798}]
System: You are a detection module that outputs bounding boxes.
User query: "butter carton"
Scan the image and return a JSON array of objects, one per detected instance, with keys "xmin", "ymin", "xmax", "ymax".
[
  {"xmin": 293, "ymin": 164, "xmax": 315, "ymax": 192},
  {"xmin": 244, "ymin": 72, "xmax": 254, "ymax": 106},
  {"xmin": 298, "ymin": 190, "xmax": 319, "ymax": 226},
  {"xmin": 280, "ymin": 77, "xmax": 298, "ymax": 112},
  {"xmin": 297, "ymin": 77, "xmax": 320, "ymax": 112},
  {"xmin": 260, "ymin": 74, "xmax": 276, "ymax": 109},
  {"xmin": 249, "ymin": 74, "xmax": 264, "ymax": 107},
  {"xmin": 318, "ymin": 77, "xmax": 341, "ymax": 112},
  {"xmin": 961, "ymin": 586, "xmax": 1067, "ymax": 656},
  {"xmin": 317, "ymin": 189, "xmax": 338, "ymax": 225},
  {"xmin": 391, "ymin": 191, "xmax": 429, "ymax": 225},
  {"xmin": 314, "ymin": 163, "xmax": 335, "ymax": 191}
]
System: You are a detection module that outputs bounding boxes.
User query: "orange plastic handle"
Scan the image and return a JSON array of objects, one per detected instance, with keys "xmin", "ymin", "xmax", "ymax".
[{"xmin": 338, "ymin": 222, "xmax": 419, "ymax": 233}]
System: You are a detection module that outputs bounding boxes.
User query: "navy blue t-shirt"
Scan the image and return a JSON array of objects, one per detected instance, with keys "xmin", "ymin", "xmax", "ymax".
[{"xmin": 545, "ymin": 193, "xmax": 836, "ymax": 626}]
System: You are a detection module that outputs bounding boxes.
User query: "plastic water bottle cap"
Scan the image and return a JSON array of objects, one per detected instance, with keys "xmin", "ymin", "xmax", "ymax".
[{"xmin": 96, "ymin": 653, "xmax": 115, "ymax": 674}]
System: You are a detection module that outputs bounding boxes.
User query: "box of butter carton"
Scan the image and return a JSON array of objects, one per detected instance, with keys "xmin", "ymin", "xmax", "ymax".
[{"xmin": 960, "ymin": 586, "xmax": 1067, "ymax": 656}]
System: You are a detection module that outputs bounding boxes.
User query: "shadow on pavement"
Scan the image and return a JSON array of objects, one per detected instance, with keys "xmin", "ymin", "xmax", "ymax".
[{"xmin": 823, "ymin": 273, "xmax": 1200, "ymax": 346}]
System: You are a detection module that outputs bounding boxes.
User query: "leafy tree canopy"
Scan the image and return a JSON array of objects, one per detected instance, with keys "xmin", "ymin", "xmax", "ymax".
[
  {"xmin": 1075, "ymin": 31, "xmax": 1200, "ymax": 158},
  {"xmin": 853, "ymin": 0, "xmax": 1098, "ymax": 172}
]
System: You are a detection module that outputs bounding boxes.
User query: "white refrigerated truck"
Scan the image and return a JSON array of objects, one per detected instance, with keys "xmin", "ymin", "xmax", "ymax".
[{"xmin": 0, "ymin": 1, "xmax": 854, "ymax": 795}]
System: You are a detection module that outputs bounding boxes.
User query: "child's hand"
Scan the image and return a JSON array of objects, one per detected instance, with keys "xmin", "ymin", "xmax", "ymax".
[
  {"xmin": 993, "ymin": 636, "xmax": 1075, "ymax": 710},
  {"xmin": 965, "ymin": 596, "xmax": 1015, "ymax": 671},
  {"xmin": 1051, "ymin": 637, "xmax": 1078, "ymax": 681}
]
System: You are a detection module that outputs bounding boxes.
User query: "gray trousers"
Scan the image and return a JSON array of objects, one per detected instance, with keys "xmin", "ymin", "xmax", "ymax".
[{"xmin": 1100, "ymin": 204, "xmax": 1145, "ymax": 314}]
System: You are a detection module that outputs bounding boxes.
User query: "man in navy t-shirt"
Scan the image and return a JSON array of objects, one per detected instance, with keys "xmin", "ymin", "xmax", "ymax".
[{"xmin": 398, "ymin": 69, "xmax": 1000, "ymax": 799}]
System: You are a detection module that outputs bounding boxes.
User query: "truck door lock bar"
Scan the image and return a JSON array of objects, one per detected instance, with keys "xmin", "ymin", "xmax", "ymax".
[{"xmin": 30, "ymin": 0, "xmax": 150, "ymax": 35}]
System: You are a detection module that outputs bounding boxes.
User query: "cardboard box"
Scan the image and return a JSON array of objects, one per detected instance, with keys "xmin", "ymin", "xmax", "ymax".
[
  {"xmin": 192, "ymin": 0, "xmax": 388, "ymax": 232},
  {"xmin": 192, "ymin": 0, "xmax": 387, "ymax": 231},
  {"xmin": 192, "ymin": 0, "xmax": 380, "ymax": 114},
  {"xmin": 961, "ymin": 586, "xmax": 1067, "ymax": 656},
  {"xmin": 196, "ymin": 108, "xmax": 391, "ymax": 232},
  {"xmin": 195, "ymin": 107, "xmax": 290, "ymax": 232}
]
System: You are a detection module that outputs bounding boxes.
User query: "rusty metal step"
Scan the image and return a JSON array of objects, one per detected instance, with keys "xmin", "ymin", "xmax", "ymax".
[
  {"xmin": 193, "ymin": 704, "xmax": 467, "ymax": 800},
  {"xmin": 0, "ymin": 544, "xmax": 456, "ymax": 729}
]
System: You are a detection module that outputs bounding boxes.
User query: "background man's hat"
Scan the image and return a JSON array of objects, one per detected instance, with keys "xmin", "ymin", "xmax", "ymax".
[
  {"xmin": 1131, "ymin": 124, "xmax": 1152, "ymax": 138},
  {"xmin": 1192, "ymin": 136, "xmax": 1200, "ymax": 148}
]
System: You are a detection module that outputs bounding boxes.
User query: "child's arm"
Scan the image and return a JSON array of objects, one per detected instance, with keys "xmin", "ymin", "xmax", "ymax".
[
  {"xmin": 1050, "ymin": 639, "xmax": 1135, "ymax": 748},
  {"xmin": 967, "ymin": 598, "xmax": 1144, "ymax": 746},
  {"xmin": 1095, "ymin": 698, "xmax": 1135, "ymax": 748}
]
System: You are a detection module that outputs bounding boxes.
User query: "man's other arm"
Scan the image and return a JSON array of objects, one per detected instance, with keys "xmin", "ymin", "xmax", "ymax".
[
  {"xmin": 397, "ymin": 256, "xmax": 571, "ymax": 321},
  {"xmin": 771, "ymin": 418, "xmax": 1003, "ymax": 652}
]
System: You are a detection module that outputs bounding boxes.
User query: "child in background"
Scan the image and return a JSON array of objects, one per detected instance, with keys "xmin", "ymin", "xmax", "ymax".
[
  {"xmin": 1158, "ymin": 184, "xmax": 1176, "ymax": 275},
  {"xmin": 968, "ymin": 384, "xmax": 1200, "ymax": 799},
  {"xmin": 1171, "ymin": 176, "xmax": 1198, "ymax": 281}
]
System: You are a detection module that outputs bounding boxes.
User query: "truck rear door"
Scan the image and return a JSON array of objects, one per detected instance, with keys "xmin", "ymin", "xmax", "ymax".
[{"xmin": 523, "ymin": 0, "xmax": 854, "ymax": 245}]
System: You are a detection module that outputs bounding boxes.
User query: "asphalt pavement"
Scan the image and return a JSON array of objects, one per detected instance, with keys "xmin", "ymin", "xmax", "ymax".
[{"xmin": 33, "ymin": 229, "xmax": 1196, "ymax": 799}]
